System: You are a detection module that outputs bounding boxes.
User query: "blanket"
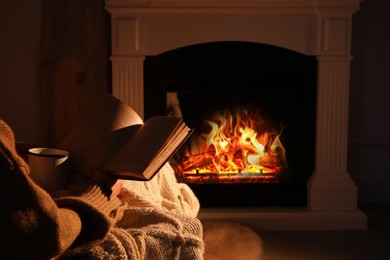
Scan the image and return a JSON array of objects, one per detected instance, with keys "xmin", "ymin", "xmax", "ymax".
[{"xmin": 86, "ymin": 163, "xmax": 204, "ymax": 260}]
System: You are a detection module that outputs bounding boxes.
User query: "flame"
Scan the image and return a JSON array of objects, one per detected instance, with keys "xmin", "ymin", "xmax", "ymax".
[{"xmin": 177, "ymin": 107, "xmax": 287, "ymax": 183}]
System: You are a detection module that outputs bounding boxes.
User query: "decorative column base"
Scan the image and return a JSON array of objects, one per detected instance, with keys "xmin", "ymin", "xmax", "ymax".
[{"xmin": 308, "ymin": 171, "xmax": 358, "ymax": 211}]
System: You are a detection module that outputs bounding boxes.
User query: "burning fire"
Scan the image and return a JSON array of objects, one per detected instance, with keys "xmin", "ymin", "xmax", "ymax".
[{"xmin": 176, "ymin": 107, "xmax": 288, "ymax": 184}]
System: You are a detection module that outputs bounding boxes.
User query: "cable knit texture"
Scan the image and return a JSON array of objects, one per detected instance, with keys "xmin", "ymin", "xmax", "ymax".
[{"xmin": 85, "ymin": 163, "xmax": 205, "ymax": 260}]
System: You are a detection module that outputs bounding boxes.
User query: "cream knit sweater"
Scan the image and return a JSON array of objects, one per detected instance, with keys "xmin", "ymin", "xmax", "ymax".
[{"xmin": 86, "ymin": 163, "xmax": 205, "ymax": 260}]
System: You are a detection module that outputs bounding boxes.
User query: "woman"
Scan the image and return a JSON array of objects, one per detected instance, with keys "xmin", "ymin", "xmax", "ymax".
[{"xmin": 0, "ymin": 119, "xmax": 204, "ymax": 260}]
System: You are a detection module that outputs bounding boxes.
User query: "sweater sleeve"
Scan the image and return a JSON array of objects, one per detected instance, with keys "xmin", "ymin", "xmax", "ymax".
[{"xmin": 0, "ymin": 119, "xmax": 121, "ymax": 259}]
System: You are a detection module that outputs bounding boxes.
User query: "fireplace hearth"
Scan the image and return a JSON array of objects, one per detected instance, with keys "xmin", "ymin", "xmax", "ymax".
[{"xmin": 105, "ymin": 0, "xmax": 367, "ymax": 230}]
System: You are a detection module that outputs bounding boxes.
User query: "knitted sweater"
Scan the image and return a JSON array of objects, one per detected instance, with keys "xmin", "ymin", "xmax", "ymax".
[
  {"xmin": 0, "ymin": 119, "xmax": 123, "ymax": 259},
  {"xmin": 86, "ymin": 163, "xmax": 205, "ymax": 259}
]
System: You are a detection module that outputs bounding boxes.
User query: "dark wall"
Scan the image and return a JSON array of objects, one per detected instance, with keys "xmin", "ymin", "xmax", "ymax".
[{"xmin": 348, "ymin": 0, "xmax": 390, "ymax": 203}]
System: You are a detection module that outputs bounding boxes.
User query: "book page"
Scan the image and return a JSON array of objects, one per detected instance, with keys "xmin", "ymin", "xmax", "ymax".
[
  {"xmin": 104, "ymin": 116, "xmax": 186, "ymax": 179},
  {"xmin": 58, "ymin": 94, "xmax": 143, "ymax": 175},
  {"xmin": 142, "ymin": 126, "xmax": 192, "ymax": 179}
]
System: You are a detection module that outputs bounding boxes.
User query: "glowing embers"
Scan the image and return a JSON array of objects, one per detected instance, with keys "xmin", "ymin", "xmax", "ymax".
[{"xmin": 176, "ymin": 107, "xmax": 288, "ymax": 184}]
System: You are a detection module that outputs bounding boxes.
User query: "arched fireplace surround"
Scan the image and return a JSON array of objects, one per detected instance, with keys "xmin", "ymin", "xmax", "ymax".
[
  {"xmin": 105, "ymin": 0, "xmax": 366, "ymax": 230},
  {"xmin": 143, "ymin": 41, "xmax": 317, "ymax": 208}
]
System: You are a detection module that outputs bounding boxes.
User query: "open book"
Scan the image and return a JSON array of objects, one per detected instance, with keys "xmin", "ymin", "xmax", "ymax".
[{"xmin": 59, "ymin": 94, "xmax": 193, "ymax": 181}]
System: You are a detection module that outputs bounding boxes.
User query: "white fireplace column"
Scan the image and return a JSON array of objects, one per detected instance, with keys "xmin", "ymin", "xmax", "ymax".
[
  {"xmin": 309, "ymin": 56, "xmax": 358, "ymax": 211},
  {"xmin": 105, "ymin": 0, "xmax": 367, "ymax": 230},
  {"xmin": 111, "ymin": 56, "xmax": 145, "ymax": 118}
]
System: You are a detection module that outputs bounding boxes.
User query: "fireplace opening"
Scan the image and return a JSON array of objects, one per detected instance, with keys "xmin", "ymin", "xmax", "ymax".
[{"xmin": 144, "ymin": 41, "xmax": 317, "ymax": 207}]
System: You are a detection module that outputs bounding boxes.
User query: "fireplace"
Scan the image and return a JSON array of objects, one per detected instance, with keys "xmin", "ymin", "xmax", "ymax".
[
  {"xmin": 105, "ymin": 0, "xmax": 367, "ymax": 230},
  {"xmin": 143, "ymin": 41, "xmax": 317, "ymax": 207}
]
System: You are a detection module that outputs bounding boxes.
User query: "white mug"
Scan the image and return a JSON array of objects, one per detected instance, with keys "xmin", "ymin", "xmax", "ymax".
[{"xmin": 28, "ymin": 147, "xmax": 69, "ymax": 192}]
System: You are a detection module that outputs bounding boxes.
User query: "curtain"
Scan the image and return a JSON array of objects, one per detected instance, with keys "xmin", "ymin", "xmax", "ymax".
[{"xmin": 39, "ymin": 0, "xmax": 111, "ymax": 146}]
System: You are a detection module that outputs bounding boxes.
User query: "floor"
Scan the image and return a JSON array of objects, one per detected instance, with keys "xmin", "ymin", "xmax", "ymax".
[{"xmin": 258, "ymin": 204, "xmax": 390, "ymax": 260}]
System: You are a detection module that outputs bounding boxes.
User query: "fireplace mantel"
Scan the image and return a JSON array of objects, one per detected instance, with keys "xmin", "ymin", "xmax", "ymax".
[{"xmin": 105, "ymin": 0, "xmax": 367, "ymax": 230}]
